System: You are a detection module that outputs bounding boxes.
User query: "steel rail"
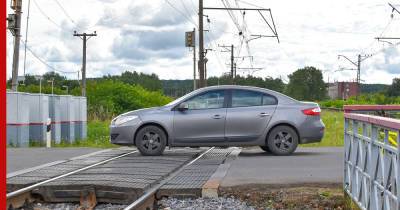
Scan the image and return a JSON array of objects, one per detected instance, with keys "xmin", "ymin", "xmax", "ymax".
[
  {"xmin": 123, "ymin": 147, "xmax": 215, "ymax": 210},
  {"xmin": 7, "ymin": 150, "xmax": 138, "ymax": 199}
]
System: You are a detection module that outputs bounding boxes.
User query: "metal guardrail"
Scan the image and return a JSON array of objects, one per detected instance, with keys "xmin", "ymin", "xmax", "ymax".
[
  {"xmin": 344, "ymin": 112, "xmax": 400, "ymax": 210},
  {"xmin": 344, "ymin": 105, "xmax": 400, "ymax": 113},
  {"xmin": 344, "ymin": 105, "xmax": 400, "ymax": 120}
]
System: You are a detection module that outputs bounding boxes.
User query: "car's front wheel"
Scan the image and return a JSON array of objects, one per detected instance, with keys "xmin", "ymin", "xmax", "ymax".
[
  {"xmin": 267, "ymin": 126, "xmax": 298, "ymax": 156},
  {"xmin": 135, "ymin": 125, "xmax": 167, "ymax": 156}
]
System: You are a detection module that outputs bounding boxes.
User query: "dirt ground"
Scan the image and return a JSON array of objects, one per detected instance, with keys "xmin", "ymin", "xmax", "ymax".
[{"xmin": 220, "ymin": 183, "xmax": 346, "ymax": 210}]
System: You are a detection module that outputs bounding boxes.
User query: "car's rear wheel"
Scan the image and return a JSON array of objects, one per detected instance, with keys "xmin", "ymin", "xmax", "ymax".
[
  {"xmin": 267, "ymin": 126, "xmax": 298, "ymax": 156},
  {"xmin": 135, "ymin": 126, "xmax": 166, "ymax": 156},
  {"xmin": 259, "ymin": 146, "xmax": 271, "ymax": 153}
]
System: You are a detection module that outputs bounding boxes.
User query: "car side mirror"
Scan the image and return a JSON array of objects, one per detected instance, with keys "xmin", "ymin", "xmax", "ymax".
[{"xmin": 177, "ymin": 102, "xmax": 189, "ymax": 111}]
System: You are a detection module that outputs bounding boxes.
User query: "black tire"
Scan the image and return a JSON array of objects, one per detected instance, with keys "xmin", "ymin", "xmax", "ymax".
[
  {"xmin": 135, "ymin": 126, "xmax": 167, "ymax": 156},
  {"xmin": 259, "ymin": 146, "xmax": 271, "ymax": 153},
  {"xmin": 267, "ymin": 126, "xmax": 298, "ymax": 156}
]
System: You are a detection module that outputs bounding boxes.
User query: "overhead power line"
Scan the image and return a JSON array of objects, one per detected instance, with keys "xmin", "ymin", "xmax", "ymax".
[
  {"xmin": 54, "ymin": 0, "xmax": 76, "ymax": 25},
  {"xmin": 179, "ymin": 0, "xmax": 196, "ymax": 21},
  {"xmin": 20, "ymin": 39, "xmax": 78, "ymax": 74},
  {"xmin": 33, "ymin": 0, "xmax": 87, "ymax": 31},
  {"xmin": 165, "ymin": 0, "xmax": 198, "ymax": 27},
  {"xmin": 33, "ymin": 0, "xmax": 64, "ymax": 29}
]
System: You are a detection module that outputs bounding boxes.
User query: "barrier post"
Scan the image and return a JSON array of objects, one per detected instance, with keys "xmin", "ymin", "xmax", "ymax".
[{"xmin": 46, "ymin": 118, "xmax": 51, "ymax": 148}]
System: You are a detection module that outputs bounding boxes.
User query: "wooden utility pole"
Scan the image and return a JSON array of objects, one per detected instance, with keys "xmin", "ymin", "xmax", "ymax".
[
  {"xmin": 198, "ymin": 0, "xmax": 205, "ymax": 88},
  {"xmin": 193, "ymin": 28, "xmax": 197, "ymax": 90},
  {"xmin": 230, "ymin": 44, "xmax": 234, "ymax": 82},
  {"xmin": 74, "ymin": 31, "xmax": 97, "ymax": 97},
  {"xmin": 356, "ymin": 54, "xmax": 361, "ymax": 90},
  {"xmin": 8, "ymin": 0, "xmax": 22, "ymax": 91}
]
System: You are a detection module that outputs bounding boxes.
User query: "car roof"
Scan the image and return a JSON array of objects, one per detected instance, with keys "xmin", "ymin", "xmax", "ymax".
[{"xmin": 196, "ymin": 85, "xmax": 298, "ymax": 104}]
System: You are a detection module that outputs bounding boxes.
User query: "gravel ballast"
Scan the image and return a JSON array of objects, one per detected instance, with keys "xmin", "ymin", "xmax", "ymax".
[
  {"xmin": 31, "ymin": 203, "xmax": 127, "ymax": 210},
  {"xmin": 29, "ymin": 198, "xmax": 253, "ymax": 210},
  {"xmin": 158, "ymin": 197, "xmax": 255, "ymax": 210}
]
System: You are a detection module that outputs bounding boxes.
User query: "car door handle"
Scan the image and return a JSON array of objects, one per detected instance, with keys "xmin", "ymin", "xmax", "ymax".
[
  {"xmin": 212, "ymin": 114, "xmax": 223, "ymax": 119},
  {"xmin": 259, "ymin": 113, "xmax": 270, "ymax": 117}
]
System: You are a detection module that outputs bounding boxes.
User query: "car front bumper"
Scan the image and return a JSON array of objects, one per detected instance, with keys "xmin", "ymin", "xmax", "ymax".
[{"xmin": 109, "ymin": 118, "xmax": 142, "ymax": 145}]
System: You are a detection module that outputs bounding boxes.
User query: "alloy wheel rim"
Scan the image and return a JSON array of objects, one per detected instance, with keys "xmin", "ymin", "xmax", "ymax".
[
  {"xmin": 274, "ymin": 131, "xmax": 293, "ymax": 151},
  {"xmin": 142, "ymin": 131, "xmax": 161, "ymax": 151}
]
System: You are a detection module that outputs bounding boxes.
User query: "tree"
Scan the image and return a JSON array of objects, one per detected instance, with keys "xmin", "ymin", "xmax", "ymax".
[
  {"xmin": 207, "ymin": 74, "xmax": 286, "ymax": 93},
  {"xmin": 388, "ymin": 78, "xmax": 400, "ymax": 97},
  {"xmin": 285, "ymin": 66, "xmax": 327, "ymax": 101},
  {"xmin": 103, "ymin": 71, "xmax": 163, "ymax": 91}
]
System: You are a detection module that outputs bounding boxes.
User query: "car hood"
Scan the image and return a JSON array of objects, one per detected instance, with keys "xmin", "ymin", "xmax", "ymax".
[{"xmin": 122, "ymin": 106, "xmax": 167, "ymax": 117}]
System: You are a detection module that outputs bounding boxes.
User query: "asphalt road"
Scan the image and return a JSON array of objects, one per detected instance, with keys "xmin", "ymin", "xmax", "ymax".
[
  {"xmin": 7, "ymin": 147, "xmax": 343, "ymax": 186},
  {"xmin": 7, "ymin": 148, "xmax": 103, "ymax": 174},
  {"xmin": 221, "ymin": 147, "xmax": 343, "ymax": 187}
]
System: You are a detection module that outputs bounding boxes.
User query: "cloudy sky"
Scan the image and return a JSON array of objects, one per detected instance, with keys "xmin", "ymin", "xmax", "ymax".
[{"xmin": 6, "ymin": 0, "xmax": 400, "ymax": 84}]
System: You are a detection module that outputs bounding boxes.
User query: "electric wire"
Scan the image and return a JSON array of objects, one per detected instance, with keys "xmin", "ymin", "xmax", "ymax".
[
  {"xmin": 54, "ymin": 0, "xmax": 76, "ymax": 26},
  {"xmin": 179, "ymin": 0, "xmax": 196, "ymax": 22},
  {"xmin": 236, "ymin": 0, "xmax": 265, "ymax": 9},
  {"xmin": 20, "ymin": 38, "xmax": 79, "ymax": 74},
  {"xmin": 361, "ymin": 17, "xmax": 394, "ymax": 54},
  {"xmin": 165, "ymin": 0, "xmax": 198, "ymax": 27},
  {"xmin": 32, "ymin": 0, "xmax": 65, "ymax": 30}
]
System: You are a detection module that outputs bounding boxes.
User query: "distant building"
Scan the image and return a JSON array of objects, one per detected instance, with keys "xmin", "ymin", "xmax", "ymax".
[{"xmin": 327, "ymin": 82, "xmax": 359, "ymax": 100}]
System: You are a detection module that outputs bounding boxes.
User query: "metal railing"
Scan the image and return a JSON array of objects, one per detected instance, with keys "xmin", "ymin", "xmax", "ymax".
[
  {"xmin": 344, "ymin": 105, "xmax": 400, "ymax": 119},
  {"xmin": 344, "ymin": 110, "xmax": 400, "ymax": 210}
]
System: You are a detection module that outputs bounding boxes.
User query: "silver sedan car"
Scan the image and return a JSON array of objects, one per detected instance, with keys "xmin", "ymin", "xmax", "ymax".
[{"xmin": 110, "ymin": 85, "xmax": 325, "ymax": 156}]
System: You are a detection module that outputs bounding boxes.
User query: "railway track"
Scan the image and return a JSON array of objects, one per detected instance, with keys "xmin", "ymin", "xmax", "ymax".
[
  {"xmin": 7, "ymin": 149, "xmax": 138, "ymax": 209},
  {"xmin": 7, "ymin": 147, "xmax": 231, "ymax": 210},
  {"xmin": 123, "ymin": 147, "xmax": 214, "ymax": 210}
]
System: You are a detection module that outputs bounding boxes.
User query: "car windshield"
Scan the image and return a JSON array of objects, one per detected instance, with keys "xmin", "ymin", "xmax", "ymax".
[{"xmin": 165, "ymin": 89, "xmax": 203, "ymax": 107}]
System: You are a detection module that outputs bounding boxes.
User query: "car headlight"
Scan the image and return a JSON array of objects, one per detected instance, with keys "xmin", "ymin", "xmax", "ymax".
[{"xmin": 114, "ymin": 115, "xmax": 139, "ymax": 126}]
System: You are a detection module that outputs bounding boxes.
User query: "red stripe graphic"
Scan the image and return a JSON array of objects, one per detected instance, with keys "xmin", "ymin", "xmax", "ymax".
[{"xmin": 6, "ymin": 121, "xmax": 87, "ymax": 126}]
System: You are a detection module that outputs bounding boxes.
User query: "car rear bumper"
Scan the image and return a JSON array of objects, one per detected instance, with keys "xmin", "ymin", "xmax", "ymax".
[{"xmin": 299, "ymin": 119, "xmax": 325, "ymax": 144}]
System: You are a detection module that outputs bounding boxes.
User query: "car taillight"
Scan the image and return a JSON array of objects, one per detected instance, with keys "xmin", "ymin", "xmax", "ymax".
[{"xmin": 302, "ymin": 107, "xmax": 321, "ymax": 116}]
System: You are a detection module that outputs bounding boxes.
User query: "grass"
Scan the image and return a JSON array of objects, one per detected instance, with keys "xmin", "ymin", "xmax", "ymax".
[
  {"xmin": 55, "ymin": 120, "xmax": 118, "ymax": 148},
  {"xmin": 53, "ymin": 110, "xmax": 345, "ymax": 148},
  {"xmin": 302, "ymin": 110, "xmax": 344, "ymax": 147}
]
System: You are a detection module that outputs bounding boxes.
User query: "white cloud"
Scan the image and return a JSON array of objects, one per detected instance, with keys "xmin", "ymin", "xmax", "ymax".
[{"xmin": 6, "ymin": 0, "xmax": 400, "ymax": 84}]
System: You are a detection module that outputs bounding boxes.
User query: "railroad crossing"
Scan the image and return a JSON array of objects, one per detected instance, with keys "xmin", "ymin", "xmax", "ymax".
[{"xmin": 7, "ymin": 147, "xmax": 240, "ymax": 209}]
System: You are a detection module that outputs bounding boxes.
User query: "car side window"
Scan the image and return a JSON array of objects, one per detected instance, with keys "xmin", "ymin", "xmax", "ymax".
[
  {"xmin": 185, "ymin": 90, "xmax": 225, "ymax": 110},
  {"xmin": 231, "ymin": 90, "xmax": 263, "ymax": 107},
  {"xmin": 262, "ymin": 94, "xmax": 278, "ymax": 105}
]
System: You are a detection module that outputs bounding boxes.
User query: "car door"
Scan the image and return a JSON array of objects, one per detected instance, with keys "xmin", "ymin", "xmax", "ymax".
[
  {"xmin": 225, "ymin": 89, "xmax": 277, "ymax": 142},
  {"xmin": 173, "ymin": 90, "xmax": 227, "ymax": 144}
]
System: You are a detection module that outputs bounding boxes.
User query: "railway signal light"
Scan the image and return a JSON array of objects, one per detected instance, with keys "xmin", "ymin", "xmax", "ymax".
[{"xmin": 185, "ymin": 31, "xmax": 195, "ymax": 47}]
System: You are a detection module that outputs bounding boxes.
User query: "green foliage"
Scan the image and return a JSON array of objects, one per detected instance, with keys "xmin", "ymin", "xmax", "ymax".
[
  {"xmin": 208, "ymin": 75, "xmax": 286, "ymax": 92},
  {"xmin": 285, "ymin": 66, "xmax": 327, "ymax": 101},
  {"xmin": 11, "ymin": 71, "xmax": 172, "ymax": 120},
  {"xmin": 102, "ymin": 71, "xmax": 163, "ymax": 91},
  {"xmin": 303, "ymin": 110, "xmax": 344, "ymax": 147},
  {"xmin": 162, "ymin": 80, "xmax": 194, "ymax": 97},
  {"xmin": 388, "ymin": 78, "xmax": 400, "ymax": 97},
  {"xmin": 55, "ymin": 120, "xmax": 117, "ymax": 148},
  {"xmin": 360, "ymin": 83, "xmax": 389, "ymax": 94},
  {"xmin": 7, "ymin": 72, "xmax": 80, "ymax": 90},
  {"xmin": 163, "ymin": 75, "xmax": 286, "ymax": 98},
  {"xmin": 85, "ymin": 80, "xmax": 172, "ymax": 120},
  {"xmin": 320, "ymin": 93, "xmax": 400, "ymax": 109},
  {"xmin": 17, "ymin": 84, "xmax": 69, "ymax": 95}
]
